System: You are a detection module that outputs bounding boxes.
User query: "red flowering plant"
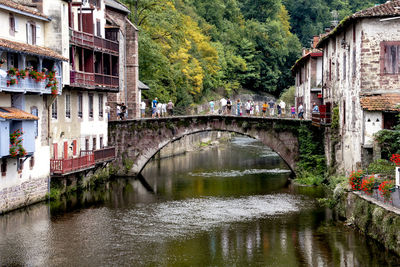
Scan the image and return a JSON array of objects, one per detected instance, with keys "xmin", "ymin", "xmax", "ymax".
[
  {"xmin": 349, "ymin": 170, "xmax": 364, "ymax": 191},
  {"xmin": 378, "ymin": 180, "xmax": 394, "ymax": 202},
  {"xmin": 361, "ymin": 175, "xmax": 375, "ymax": 195},
  {"xmin": 9, "ymin": 129, "xmax": 27, "ymax": 158},
  {"xmin": 390, "ymin": 154, "xmax": 400, "ymax": 166},
  {"xmin": 46, "ymin": 70, "xmax": 58, "ymax": 95},
  {"xmin": 29, "ymin": 68, "xmax": 46, "ymax": 82},
  {"xmin": 7, "ymin": 67, "xmax": 18, "ymax": 86}
]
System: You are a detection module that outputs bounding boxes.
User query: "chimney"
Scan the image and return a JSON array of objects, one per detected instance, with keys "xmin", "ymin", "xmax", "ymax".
[
  {"xmin": 312, "ymin": 36, "xmax": 320, "ymax": 49},
  {"xmin": 32, "ymin": 0, "xmax": 43, "ymax": 13}
]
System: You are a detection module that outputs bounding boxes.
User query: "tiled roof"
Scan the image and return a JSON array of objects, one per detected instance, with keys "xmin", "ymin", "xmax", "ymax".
[
  {"xmin": 105, "ymin": 0, "xmax": 130, "ymax": 14},
  {"xmin": 0, "ymin": 0, "xmax": 48, "ymax": 20},
  {"xmin": 0, "ymin": 107, "xmax": 39, "ymax": 120},
  {"xmin": 360, "ymin": 94, "xmax": 400, "ymax": 111},
  {"xmin": 318, "ymin": 1, "xmax": 400, "ymax": 48},
  {"xmin": 0, "ymin": 38, "xmax": 68, "ymax": 61}
]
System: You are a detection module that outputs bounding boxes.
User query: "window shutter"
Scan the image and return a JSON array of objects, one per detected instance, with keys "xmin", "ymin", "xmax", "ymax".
[
  {"xmin": 26, "ymin": 23, "xmax": 32, "ymax": 44},
  {"xmin": 36, "ymin": 25, "xmax": 41, "ymax": 44}
]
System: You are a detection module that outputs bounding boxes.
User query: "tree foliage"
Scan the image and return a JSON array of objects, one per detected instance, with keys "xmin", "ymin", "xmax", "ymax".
[{"xmin": 122, "ymin": 0, "xmax": 301, "ymax": 107}]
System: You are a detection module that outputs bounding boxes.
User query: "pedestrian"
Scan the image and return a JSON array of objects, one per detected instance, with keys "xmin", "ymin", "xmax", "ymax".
[
  {"xmin": 209, "ymin": 100, "xmax": 215, "ymax": 114},
  {"xmin": 298, "ymin": 103, "xmax": 304, "ymax": 120},
  {"xmin": 105, "ymin": 104, "xmax": 111, "ymax": 120},
  {"xmin": 120, "ymin": 103, "xmax": 127, "ymax": 120},
  {"xmin": 277, "ymin": 104, "xmax": 282, "ymax": 117},
  {"xmin": 245, "ymin": 100, "xmax": 251, "ymax": 116},
  {"xmin": 156, "ymin": 102, "xmax": 162, "ymax": 118},
  {"xmin": 152, "ymin": 97, "xmax": 158, "ymax": 118},
  {"xmin": 236, "ymin": 99, "xmax": 241, "ymax": 116},
  {"xmin": 291, "ymin": 105, "xmax": 296, "ymax": 118},
  {"xmin": 167, "ymin": 100, "xmax": 174, "ymax": 116},
  {"xmin": 227, "ymin": 98, "xmax": 232, "ymax": 115},
  {"xmin": 116, "ymin": 104, "xmax": 121, "ymax": 120},
  {"xmin": 312, "ymin": 102, "xmax": 319, "ymax": 113},
  {"xmin": 268, "ymin": 99, "xmax": 275, "ymax": 116},
  {"xmin": 250, "ymin": 101, "xmax": 255, "ymax": 116},
  {"xmin": 140, "ymin": 100, "xmax": 146, "ymax": 118},
  {"xmin": 255, "ymin": 103, "xmax": 260, "ymax": 116},
  {"xmin": 220, "ymin": 97, "xmax": 227, "ymax": 115},
  {"xmin": 280, "ymin": 100, "xmax": 286, "ymax": 116},
  {"xmin": 162, "ymin": 103, "xmax": 167, "ymax": 117},
  {"xmin": 262, "ymin": 101, "xmax": 268, "ymax": 117}
]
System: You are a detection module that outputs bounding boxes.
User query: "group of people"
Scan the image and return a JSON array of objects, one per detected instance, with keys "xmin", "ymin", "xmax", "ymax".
[
  {"xmin": 116, "ymin": 103, "xmax": 127, "ymax": 120},
  {"xmin": 209, "ymin": 98, "xmax": 291, "ymax": 118},
  {"xmin": 143, "ymin": 98, "xmax": 174, "ymax": 118}
]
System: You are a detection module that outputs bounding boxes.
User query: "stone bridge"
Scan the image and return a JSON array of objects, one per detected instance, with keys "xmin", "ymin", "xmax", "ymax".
[{"xmin": 108, "ymin": 115, "xmax": 316, "ymax": 176}]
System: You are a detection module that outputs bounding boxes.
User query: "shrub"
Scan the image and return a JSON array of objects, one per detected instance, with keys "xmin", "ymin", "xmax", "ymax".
[
  {"xmin": 361, "ymin": 175, "xmax": 375, "ymax": 195},
  {"xmin": 367, "ymin": 159, "xmax": 395, "ymax": 177},
  {"xmin": 378, "ymin": 180, "xmax": 394, "ymax": 202}
]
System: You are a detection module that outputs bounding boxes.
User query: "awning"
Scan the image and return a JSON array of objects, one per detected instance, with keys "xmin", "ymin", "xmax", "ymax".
[
  {"xmin": 360, "ymin": 94, "xmax": 400, "ymax": 112},
  {"xmin": 138, "ymin": 80, "xmax": 150, "ymax": 90},
  {"xmin": 0, "ymin": 107, "xmax": 39, "ymax": 120}
]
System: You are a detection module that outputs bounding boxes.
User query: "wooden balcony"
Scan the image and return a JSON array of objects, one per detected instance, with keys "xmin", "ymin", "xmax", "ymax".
[
  {"xmin": 70, "ymin": 70, "xmax": 95, "ymax": 87},
  {"xmin": 311, "ymin": 105, "xmax": 332, "ymax": 127},
  {"xmin": 50, "ymin": 147, "xmax": 116, "ymax": 176},
  {"xmin": 94, "ymin": 73, "xmax": 119, "ymax": 89},
  {"xmin": 70, "ymin": 29, "xmax": 118, "ymax": 54},
  {"xmin": 0, "ymin": 74, "xmax": 61, "ymax": 95}
]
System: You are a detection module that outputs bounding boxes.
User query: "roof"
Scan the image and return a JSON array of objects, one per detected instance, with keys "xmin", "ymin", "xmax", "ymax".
[
  {"xmin": 0, "ymin": 107, "xmax": 39, "ymax": 120},
  {"xmin": 0, "ymin": 0, "xmax": 48, "ymax": 20},
  {"xmin": 105, "ymin": 0, "xmax": 130, "ymax": 14},
  {"xmin": 291, "ymin": 52, "xmax": 323, "ymax": 73},
  {"xmin": 360, "ymin": 94, "xmax": 400, "ymax": 111},
  {"xmin": 138, "ymin": 80, "xmax": 150, "ymax": 90},
  {"xmin": 0, "ymin": 38, "xmax": 68, "ymax": 61},
  {"xmin": 317, "ymin": 0, "xmax": 400, "ymax": 48}
]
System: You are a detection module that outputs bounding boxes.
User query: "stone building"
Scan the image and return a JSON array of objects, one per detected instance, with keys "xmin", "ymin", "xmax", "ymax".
[
  {"xmin": 104, "ymin": 0, "xmax": 140, "ymax": 120},
  {"xmin": 292, "ymin": 36, "xmax": 323, "ymax": 119},
  {"xmin": 0, "ymin": 0, "xmax": 65, "ymax": 213},
  {"xmin": 316, "ymin": 1, "xmax": 400, "ymax": 173}
]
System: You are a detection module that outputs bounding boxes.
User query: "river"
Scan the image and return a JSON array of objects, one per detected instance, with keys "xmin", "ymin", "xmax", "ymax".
[{"xmin": 0, "ymin": 136, "xmax": 399, "ymax": 266}]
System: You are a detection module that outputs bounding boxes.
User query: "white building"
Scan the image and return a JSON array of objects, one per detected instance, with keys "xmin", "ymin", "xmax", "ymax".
[
  {"xmin": 0, "ymin": 0, "xmax": 65, "ymax": 213},
  {"xmin": 317, "ymin": 1, "xmax": 400, "ymax": 172}
]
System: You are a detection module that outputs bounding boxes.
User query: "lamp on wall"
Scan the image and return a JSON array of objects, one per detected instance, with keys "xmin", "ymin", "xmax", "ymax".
[{"xmin": 341, "ymin": 39, "xmax": 350, "ymax": 51}]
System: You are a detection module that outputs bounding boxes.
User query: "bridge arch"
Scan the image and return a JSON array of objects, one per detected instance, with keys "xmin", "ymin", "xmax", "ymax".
[{"xmin": 109, "ymin": 116, "xmax": 312, "ymax": 176}]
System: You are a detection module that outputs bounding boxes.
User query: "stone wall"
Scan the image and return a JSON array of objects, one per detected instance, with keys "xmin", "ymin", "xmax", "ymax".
[
  {"xmin": 0, "ymin": 176, "xmax": 48, "ymax": 214},
  {"xmin": 337, "ymin": 192, "xmax": 400, "ymax": 256}
]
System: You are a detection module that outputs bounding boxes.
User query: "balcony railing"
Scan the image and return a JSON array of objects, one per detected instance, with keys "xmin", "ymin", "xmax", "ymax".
[
  {"xmin": 0, "ymin": 74, "xmax": 61, "ymax": 94},
  {"xmin": 50, "ymin": 147, "xmax": 116, "ymax": 175},
  {"xmin": 94, "ymin": 36, "xmax": 119, "ymax": 53},
  {"xmin": 70, "ymin": 29, "xmax": 119, "ymax": 54},
  {"xmin": 94, "ymin": 73, "xmax": 119, "ymax": 88},
  {"xmin": 70, "ymin": 70, "xmax": 95, "ymax": 87},
  {"xmin": 311, "ymin": 105, "xmax": 332, "ymax": 127}
]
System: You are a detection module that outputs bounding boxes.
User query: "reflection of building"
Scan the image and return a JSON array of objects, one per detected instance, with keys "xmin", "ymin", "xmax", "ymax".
[
  {"xmin": 0, "ymin": 0, "xmax": 65, "ymax": 213},
  {"xmin": 292, "ymin": 37, "xmax": 323, "ymax": 120},
  {"xmin": 317, "ymin": 1, "xmax": 400, "ymax": 172}
]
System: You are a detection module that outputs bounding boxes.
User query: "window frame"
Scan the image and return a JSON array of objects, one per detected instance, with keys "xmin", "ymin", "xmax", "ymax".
[
  {"xmin": 98, "ymin": 94, "xmax": 103, "ymax": 118},
  {"xmin": 78, "ymin": 94, "xmax": 83, "ymax": 118},
  {"xmin": 380, "ymin": 41, "xmax": 400, "ymax": 75},
  {"xmin": 52, "ymin": 99, "xmax": 58, "ymax": 119},
  {"xmin": 88, "ymin": 94, "xmax": 94, "ymax": 118},
  {"xmin": 65, "ymin": 94, "xmax": 71, "ymax": 118}
]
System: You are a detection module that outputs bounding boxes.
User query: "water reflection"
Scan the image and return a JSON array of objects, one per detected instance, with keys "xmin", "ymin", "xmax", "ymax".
[{"xmin": 0, "ymin": 137, "xmax": 398, "ymax": 266}]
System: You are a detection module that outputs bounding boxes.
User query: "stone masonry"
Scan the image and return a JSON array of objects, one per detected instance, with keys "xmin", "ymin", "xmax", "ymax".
[{"xmin": 109, "ymin": 116, "xmax": 314, "ymax": 176}]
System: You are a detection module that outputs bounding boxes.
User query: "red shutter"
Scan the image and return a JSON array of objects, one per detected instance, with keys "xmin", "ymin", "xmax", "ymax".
[
  {"xmin": 73, "ymin": 140, "xmax": 77, "ymax": 156},
  {"xmin": 64, "ymin": 141, "xmax": 68, "ymax": 159},
  {"xmin": 53, "ymin": 143, "xmax": 58, "ymax": 159}
]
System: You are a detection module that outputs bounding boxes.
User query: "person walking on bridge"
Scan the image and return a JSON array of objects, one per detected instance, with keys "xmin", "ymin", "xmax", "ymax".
[
  {"xmin": 262, "ymin": 101, "xmax": 268, "ymax": 117},
  {"xmin": 152, "ymin": 97, "xmax": 158, "ymax": 118},
  {"xmin": 227, "ymin": 98, "xmax": 232, "ymax": 115},
  {"xmin": 167, "ymin": 100, "xmax": 174, "ymax": 116},
  {"xmin": 236, "ymin": 99, "xmax": 241, "ymax": 116},
  {"xmin": 298, "ymin": 103, "xmax": 304, "ymax": 120},
  {"xmin": 209, "ymin": 100, "xmax": 215, "ymax": 114}
]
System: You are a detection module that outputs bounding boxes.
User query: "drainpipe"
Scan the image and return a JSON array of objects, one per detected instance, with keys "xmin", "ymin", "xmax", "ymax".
[{"xmin": 124, "ymin": 31, "xmax": 128, "ymax": 118}]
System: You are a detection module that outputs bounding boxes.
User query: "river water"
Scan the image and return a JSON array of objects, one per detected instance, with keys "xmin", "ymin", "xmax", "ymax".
[{"xmin": 0, "ymin": 136, "xmax": 399, "ymax": 266}]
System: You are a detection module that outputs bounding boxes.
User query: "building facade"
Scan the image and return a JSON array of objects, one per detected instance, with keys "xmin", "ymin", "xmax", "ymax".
[
  {"xmin": 0, "ymin": 0, "xmax": 65, "ymax": 213},
  {"xmin": 317, "ymin": 1, "xmax": 400, "ymax": 173},
  {"xmin": 292, "ymin": 37, "xmax": 323, "ymax": 120}
]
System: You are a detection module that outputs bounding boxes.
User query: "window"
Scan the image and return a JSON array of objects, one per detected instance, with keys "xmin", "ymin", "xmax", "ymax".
[
  {"xmin": 85, "ymin": 138, "xmax": 89, "ymax": 150},
  {"xmin": 99, "ymin": 94, "xmax": 103, "ymax": 117},
  {"xmin": 329, "ymin": 59, "xmax": 332, "ymax": 81},
  {"xmin": 1, "ymin": 159, "xmax": 6, "ymax": 176},
  {"xmin": 96, "ymin": 19, "xmax": 101, "ymax": 37},
  {"xmin": 9, "ymin": 13, "xmax": 15, "ymax": 35},
  {"xmin": 382, "ymin": 43, "xmax": 400, "ymax": 74},
  {"xmin": 343, "ymin": 53, "xmax": 347, "ymax": 80},
  {"xmin": 89, "ymin": 94, "xmax": 94, "ymax": 118},
  {"xmin": 352, "ymin": 48, "xmax": 356, "ymax": 77},
  {"xmin": 52, "ymin": 99, "xmax": 57, "ymax": 119},
  {"xmin": 93, "ymin": 137, "xmax": 96, "ymax": 150},
  {"xmin": 26, "ymin": 22, "xmax": 36, "ymax": 45},
  {"xmin": 78, "ymin": 94, "xmax": 83, "ymax": 118},
  {"xmin": 100, "ymin": 137, "xmax": 103, "ymax": 149},
  {"xmin": 30, "ymin": 156, "xmax": 35, "ymax": 169},
  {"xmin": 343, "ymin": 100, "xmax": 346, "ymax": 125},
  {"xmin": 31, "ymin": 107, "xmax": 38, "ymax": 138},
  {"xmin": 65, "ymin": 94, "xmax": 71, "ymax": 118}
]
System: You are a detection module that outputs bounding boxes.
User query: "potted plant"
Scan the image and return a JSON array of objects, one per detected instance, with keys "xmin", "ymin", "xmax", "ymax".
[
  {"xmin": 9, "ymin": 129, "xmax": 26, "ymax": 158},
  {"xmin": 378, "ymin": 180, "xmax": 394, "ymax": 203},
  {"xmin": 361, "ymin": 175, "xmax": 375, "ymax": 195},
  {"xmin": 390, "ymin": 154, "xmax": 400, "ymax": 188},
  {"xmin": 349, "ymin": 170, "xmax": 364, "ymax": 191}
]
